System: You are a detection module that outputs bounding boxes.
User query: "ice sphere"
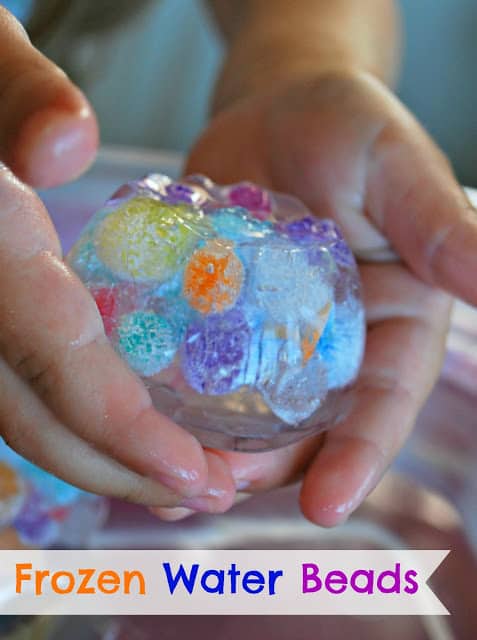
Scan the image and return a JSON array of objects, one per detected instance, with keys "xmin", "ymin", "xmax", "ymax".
[{"xmin": 68, "ymin": 174, "xmax": 366, "ymax": 451}]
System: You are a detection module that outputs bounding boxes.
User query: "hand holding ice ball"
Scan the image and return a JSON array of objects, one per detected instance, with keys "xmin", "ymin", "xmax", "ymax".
[
  {"xmin": 0, "ymin": 2, "xmax": 474, "ymax": 527},
  {"xmin": 68, "ymin": 174, "xmax": 365, "ymax": 450}
]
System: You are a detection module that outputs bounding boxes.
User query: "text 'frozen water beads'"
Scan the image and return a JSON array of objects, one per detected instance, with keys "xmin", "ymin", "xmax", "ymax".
[{"xmin": 68, "ymin": 174, "xmax": 366, "ymax": 451}]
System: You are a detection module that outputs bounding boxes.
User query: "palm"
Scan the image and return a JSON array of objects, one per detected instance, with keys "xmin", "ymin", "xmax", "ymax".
[{"xmin": 184, "ymin": 71, "xmax": 460, "ymax": 525}]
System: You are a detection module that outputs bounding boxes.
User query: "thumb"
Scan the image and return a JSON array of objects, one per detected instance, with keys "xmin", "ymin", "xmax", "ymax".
[{"xmin": 0, "ymin": 6, "xmax": 98, "ymax": 188}]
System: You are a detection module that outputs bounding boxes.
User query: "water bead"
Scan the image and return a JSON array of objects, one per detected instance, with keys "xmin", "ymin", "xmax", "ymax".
[
  {"xmin": 95, "ymin": 197, "xmax": 210, "ymax": 283},
  {"xmin": 211, "ymin": 207, "xmax": 272, "ymax": 242},
  {"xmin": 318, "ymin": 302, "xmax": 366, "ymax": 390},
  {"xmin": 117, "ymin": 310, "xmax": 177, "ymax": 376},
  {"xmin": 0, "ymin": 440, "xmax": 105, "ymax": 547},
  {"xmin": 0, "ymin": 462, "xmax": 25, "ymax": 528},
  {"xmin": 91, "ymin": 287, "xmax": 117, "ymax": 335},
  {"xmin": 228, "ymin": 182, "xmax": 272, "ymax": 219},
  {"xmin": 284, "ymin": 216, "xmax": 356, "ymax": 268},
  {"xmin": 252, "ymin": 238, "xmax": 332, "ymax": 325},
  {"xmin": 151, "ymin": 293, "xmax": 192, "ymax": 355},
  {"xmin": 91, "ymin": 283, "xmax": 142, "ymax": 337},
  {"xmin": 13, "ymin": 489, "xmax": 60, "ymax": 546},
  {"xmin": 183, "ymin": 239, "xmax": 244, "ymax": 315},
  {"xmin": 300, "ymin": 301, "xmax": 332, "ymax": 363},
  {"xmin": 182, "ymin": 309, "xmax": 252, "ymax": 395},
  {"xmin": 163, "ymin": 182, "xmax": 209, "ymax": 206}
]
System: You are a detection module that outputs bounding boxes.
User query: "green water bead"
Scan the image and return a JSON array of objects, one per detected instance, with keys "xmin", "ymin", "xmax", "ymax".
[{"xmin": 117, "ymin": 310, "xmax": 177, "ymax": 376}]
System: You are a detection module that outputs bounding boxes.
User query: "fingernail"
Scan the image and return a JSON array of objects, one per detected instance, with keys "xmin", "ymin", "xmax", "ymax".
[
  {"xmin": 235, "ymin": 479, "xmax": 251, "ymax": 491},
  {"xmin": 154, "ymin": 468, "xmax": 203, "ymax": 498},
  {"xmin": 179, "ymin": 484, "xmax": 231, "ymax": 512},
  {"xmin": 149, "ymin": 506, "xmax": 195, "ymax": 521},
  {"xmin": 180, "ymin": 452, "xmax": 235, "ymax": 513},
  {"xmin": 14, "ymin": 106, "xmax": 98, "ymax": 188},
  {"xmin": 179, "ymin": 495, "xmax": 218, "ymax": 512}
]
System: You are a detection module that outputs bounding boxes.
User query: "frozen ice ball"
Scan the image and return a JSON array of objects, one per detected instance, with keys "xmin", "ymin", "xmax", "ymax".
[{"xmin": 68, "ymin": 174, "xmax": 366, "ymax": 451}]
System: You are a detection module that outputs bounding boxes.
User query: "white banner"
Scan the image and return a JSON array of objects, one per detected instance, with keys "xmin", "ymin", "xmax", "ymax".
[{"xmin": 0, "ymin": 549, "xmax": 449, "ymax": 616}]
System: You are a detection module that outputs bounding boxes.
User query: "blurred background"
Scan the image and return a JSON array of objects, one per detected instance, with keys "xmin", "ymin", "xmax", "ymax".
[{"xmin": 6, "ymin": 0, "xmax": 476, "ymax": 186}]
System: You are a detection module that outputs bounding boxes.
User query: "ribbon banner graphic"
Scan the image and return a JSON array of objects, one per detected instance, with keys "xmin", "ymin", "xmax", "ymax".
[{"xmin": 0, "ymin": 549, "xmax": 449, "ymax": 616}]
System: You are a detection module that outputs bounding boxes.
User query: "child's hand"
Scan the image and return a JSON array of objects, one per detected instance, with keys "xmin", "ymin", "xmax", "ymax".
[
  {"xmin": 0, "ymin": 7, "xmax": 235, "ymax": 513},
  {"xmin": 179, "ymin": 69, "xmax": 476, "ymax": 525}
]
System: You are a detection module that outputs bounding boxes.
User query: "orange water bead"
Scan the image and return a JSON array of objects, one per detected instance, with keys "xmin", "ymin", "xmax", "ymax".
[
  {"xmin": 183, "ymin": 239, "xmax": 244, "ymax": 315},
  {"xmin": 301, "ymin": 301, "xmax": 332, "ymax": 364}
]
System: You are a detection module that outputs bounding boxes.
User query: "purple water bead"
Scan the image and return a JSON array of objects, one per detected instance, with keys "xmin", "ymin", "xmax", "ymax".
[
  {"xmin": 182, "ymin": 309, "xmax": 252, "ymax": 395},
  {"xmin": 228, "ymin": 183, "xmax": 272, "ymax": 219},
  {"xmin": 285, "ymin": 216, "xmax": 356, "ymax": 268},
  {"xmin": 164, "ymin": 183, "xmax": 198, "ymax": 205},
  {"xmin": 13, "ymin": 489, "xmax": 59, "ymax": 546}
]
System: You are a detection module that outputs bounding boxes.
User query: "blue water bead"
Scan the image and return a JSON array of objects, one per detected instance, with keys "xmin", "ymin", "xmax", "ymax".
[
  {"xmin": 0, "ymin": 441, "xmax": 83, "ymax": 507},
  {"xmin": 153, "ymin": 293, "xmax": 191, "ymax": 344},
  {"xmin": 69, "ymin": 238, "xmax": 114, "ymax": 285},
  {"xmin": 210, "ymin": 207, "xmax": 272, "ymax": 243},
  {"xmin": 318, "ymin": 301, "xmax": 365, "ymax": 389},
  {"xmin": 67, "ymin": 208, "xmax": 116, "ymax": 285},
  {"xmin": 251, "ymin": 238, "xmax": 332, "ymax": 325},
  {"xmin": 181, "ymin": 308, "xmax": 255, "ymax": 395},
  {"xmin": 117, "ymin": 311, "xmax": 178, "ymax": 377}
]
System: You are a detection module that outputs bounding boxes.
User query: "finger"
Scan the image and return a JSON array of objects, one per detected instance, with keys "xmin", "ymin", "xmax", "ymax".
[
  {"xmin": 0, "ymin": 356, "xmax": 181, "ymax": 507},
  {"xmin": 151, "ymin": 491, "xmax": 250, "ymax": 521},
  {"xmin": 149, "ymin": 506, "xmax": 196, "ymax": 522},
  {"xmin": 178, "ymin": 452, "xmax": 236, "ymax": 513},
  {"xmin": 267, "ymin": 72, "xmax": 477, "ymax": 304},
  {"xmin": 361, "ymin": 262, "xmax": 448, "ymax": 324},
  {"xmin": 0, "ymin": 166, "xmax": 207, "ymax": 498},
  {"xmin": 0, "ymin": 6, "xmax": 98, "ymax": 187},
  {"xmin": 213, "ymin": 434, "xmax": 323, "ymax": 493},
  {"xmin": 364, "ymin": 86, "xmax": 477, "ymax": 305},
  {"xmin": 1, "ymin": 356, "xmax": 236, "ymax": 508},
  {"xmin": 301, "ymin": 265, "xmax": 452, "ymax": 527}
]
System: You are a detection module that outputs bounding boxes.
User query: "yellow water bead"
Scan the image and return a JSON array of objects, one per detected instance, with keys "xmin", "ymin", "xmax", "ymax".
[{"xmin": 95, "ymin": 197, "xmax": 212, "ymax": 282}]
